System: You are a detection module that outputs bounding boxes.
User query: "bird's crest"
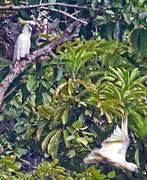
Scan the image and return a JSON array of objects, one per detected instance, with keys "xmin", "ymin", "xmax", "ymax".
[
  {"xmin": 18, "ymin": 18, "xmax": 29, "ymax": 24},
  {"xmin": 18, "ymin": 18, "xmax": 35, "ymax": 25}
]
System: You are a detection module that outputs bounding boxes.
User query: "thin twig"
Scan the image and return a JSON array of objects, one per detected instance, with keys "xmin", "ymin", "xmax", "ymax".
[
  {"xmin": 71, "ymin": 10, "xmax": 80, "ymax": 16},
  {"xmin": 39, "ymin": 0, "xmax": 43, "ymax": 5},
  {"xmin": 41, "ymin": 7, "xmax": 87, "ymax": 24},
  {"xmin": 3, "ymin": 85, "xmax": 18, "ymax": 99},
  {"xmin": 0, "ymin": 2, "xmax": 105, "ymax": 12}
]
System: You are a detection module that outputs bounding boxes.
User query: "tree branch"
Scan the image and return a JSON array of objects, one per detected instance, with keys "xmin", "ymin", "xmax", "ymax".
[
  {"xmin": 41, "ymin": 7, "xmax": 87, "ymax": 24},
  {"xmin": 0, "ymin": 22, "xmax": 81, "ymax": 107},
  {"xmin": 0, "ymin": 2, "xmax": 105, "ymax": 12}
]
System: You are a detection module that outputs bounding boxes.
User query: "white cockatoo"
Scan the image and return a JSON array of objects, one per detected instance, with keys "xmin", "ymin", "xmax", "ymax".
[
  {"xmin": 84, "ymin": 115, "xmax": 138, "ymax": 173},
  {"xmin": 13, "ymin": 20, "xmax": 35, "ymax": 65}
]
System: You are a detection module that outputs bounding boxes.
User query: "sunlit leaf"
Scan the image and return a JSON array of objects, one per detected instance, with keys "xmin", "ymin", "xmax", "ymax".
[
  {"xmin": 135, "ymin": 147, "xmax": 140, "ymax": 168},
  {"xmin": 37, "ymin": 122, "xmax": 47, "ymax": 141},
  {"xmin": 67, "ymin": 149, "xmax": 76, "ymax": 158},
  {"xmin": 62, "ymin": 108, "xmax": 69, "ymax": 125},
  {"xmin": 50, "ymin": 159, "xmax": 59, "ymax": 167},
  {"xmin": 39, "ymin": 34, "xmax": 57, "ymax": 40},
  {"xmin": 47, "ymin": 129, "xmax": 62, "ymax": 154},
  {"xmin": 63, "ymin": 129, "xmax": 70, "ymax": 148},
  {"xmin": 77, "ymin": 137, "xmax": 88, "ymax": 146},
  {"xmin": 42, "ymin": 130, "xmax": 57, "ymax": 152},
  {"xmin": 107, "ymin": 170, "xmax": 115, "ymax": 178},
  {"xmin": 72, "ymin": 120, "xmax": 82, "ymax": 129}
]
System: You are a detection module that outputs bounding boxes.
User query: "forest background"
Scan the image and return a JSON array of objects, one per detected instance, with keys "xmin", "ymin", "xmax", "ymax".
[{"xmin": 0, "ymin": 0, "xmax": 147, "ymax": 179}]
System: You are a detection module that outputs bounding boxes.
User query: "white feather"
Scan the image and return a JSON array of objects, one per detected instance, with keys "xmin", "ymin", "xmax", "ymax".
[
  {"xmin": 13, "ymin": 21, "xmax": 35, "ymax": 64},
  {"xmin": 84, "ymin": 115, "xmax": 138, "ymax": 172}
]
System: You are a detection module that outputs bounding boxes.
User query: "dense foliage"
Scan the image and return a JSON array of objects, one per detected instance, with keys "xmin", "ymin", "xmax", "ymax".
[{"xmin": 0, "ymin": 0, "xmax": 147, "ymax": 179}]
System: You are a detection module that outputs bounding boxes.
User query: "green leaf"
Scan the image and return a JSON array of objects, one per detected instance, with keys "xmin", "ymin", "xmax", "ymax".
[
  {"xmin": 42, "ymin": 93, "xmax": 51, "ymax": 105},
  {"xmin": 20, "ymin": 83, "xmax": 30, "ymax": 104},
  {"xmin": 66, "ymin": 126, "xmax": 74, "ymax": 134},
  {"xmin": 77, "ymin": 137, "xmax": 88, "ymax": 146},
  {"xmin": 123, "ymin": 13, "xmax": 134, "ymax": 24},
  {"xmin": 26, "ymin": 126, "xmax": 36, "ymax": 137},
  {"xmin": 72, "ymin": 120, "xmax": 83, "ymax": 129},
  {"xmin": 36, "ymin": 122, "xmax": 47, "ymax": 141},
  {"xmin": 6, "ymin": 162, "xmax": 19, "ymax": 171},
  {"xmin": 100, "ymin": 23, "xmax": 115, "ymax": 41},
  {"xmin": 39, "ymin": 106, "xmax": 53, "ymax": 119},
  {"xmin": 85, "ymin": 137, "xmax": 93, "ymax": 143},
  {"xmin": 68, "ymin": 78, "xmax": 74, "ymax": 96},
  {"xmin": 66, "ymin": 135, "xmax": 75, "ymax": 141},
  {"xmin": 92, "ymin": 0, "xmax": 98, "ymax": 8},
  {"xmin": 130, "ymin": 28, "xmax": 147, "ymax": 52},
  {"xmin": 54, "ymin": 66, "xmax": 63, "ymax": 82},
  {"xmin": 26, "ymin": 76, "xmax": 38, "ymax": 91},
  {"xmin": 14, "ymin": 161, "xmax": 22, "ymax": 170},
  {"xmin": 42, "ymin": 130, "xmax": 57, "ymax": 152},
  {"xmin": 2, "ymin": 156, "xmax": 16, "ymax": 163},
  {"xmin": 55, "ymin": 82, "xmax": 68, "ymax": 96},
  {"xmin": 50, "ymin": 159, "xmax": 59, "ymax": 167},
  {"xmin": 67, "ymin": 149, "xmax": 76, "ymax": 158},
  {"xmin": 63, "ymin": 129, "xmax": 70, "ymax": 148},
  {"xmin": 135, "ymin": 148, "xmax": 140, "ymax": 168},
  {"xmin": 62, "ymin": 108, "xmax": 69, "ymax": 125},
  {"xmin": 105, "ymin": 112, "xmax": 113, "ymax": 123},
  {"xmin": 17, "ymin": 148, "xmax": 27, "ymax": 155},
  {"xmin": 0, "ymin": 57, "xmax": 12, "ymax": 65},
  {"xmin": 0, "ymin": 66, "xmax": 10, "ymax": 83},
  {"xmin": 107, "ymin": 170, "xmax": 115, "ymax": 178},
  {"xmin": 129, "ymin": 68, "xmax": 140, "ymax": 84},
  {"xmin": 42, "ymin": 79, "xmax": 51, "ymax": 89},
  {"xmin": 0, "ymin": 114, "xmax": 4, "ymax": 121},
  {"xmin": 47, "ymin": 129, "xmax": 62, "ymax": 154},
  {"xmin": 39, "ymin": 34, "xmax": 57, "ymax": 40}
]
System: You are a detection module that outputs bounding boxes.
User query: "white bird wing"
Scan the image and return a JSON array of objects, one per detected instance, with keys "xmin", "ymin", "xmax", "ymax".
[
  {"xmin": 13, "ymin": 35, "xmax": 21, "ymax": 62},
  {"xmin": 84, "ymin": 126, "xmax": 129, "ymax": 164},
  {"xmin": 19, "ymin": 33, "xmax": 30, "ymax": 57},
  {"xmin": 100, "ymin": 125, "xmax": 130, "ymax": 160},
  {"xmin": 84, "ymin": 116, "xmax": 139, "ymax": 172},
  {"xmin": 84, "ymin": 116, "xmax": 129, "ymax": 164},
  {"xmin": 13, "ymin": 32, "xmax": 31, "ymax": 63}
]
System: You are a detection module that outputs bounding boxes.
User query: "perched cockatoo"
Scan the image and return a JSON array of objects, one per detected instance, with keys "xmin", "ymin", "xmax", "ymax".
[
  {"xmin": 13, "ymin": 20, "xmax": 35, "ymax": 65},
  {"xmin": 84, "ymin": 115, "xmax": 138, "ymax": 172}
]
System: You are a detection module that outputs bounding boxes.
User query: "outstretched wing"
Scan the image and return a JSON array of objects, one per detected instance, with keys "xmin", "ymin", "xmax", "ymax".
[
  {"xmin": 84, "ymin": 116, "xmax": 129, "ymax": 164},
  {"xmin": 101, "ymin": 125, "xmax": 129, "ymax": 160},
  {"xmin": 101, "ymin": 115, "xmax": 129, "ymax": 158}
]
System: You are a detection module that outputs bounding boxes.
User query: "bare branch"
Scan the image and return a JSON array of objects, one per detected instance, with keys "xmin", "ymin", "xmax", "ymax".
[
  {"xmin": 0, "ymin": 22, "xmax": 81, "ymax": 107},
  {"xmin": 3, "ymin": 85, "xmax": 18, "ymax": 99},
  {"xmin": 0, "ymin": 3, "xmax": 105, "ymax": 12},
  {"xmin": 41, "ymin": 7, "xmax": 87, "ymax": 24}
]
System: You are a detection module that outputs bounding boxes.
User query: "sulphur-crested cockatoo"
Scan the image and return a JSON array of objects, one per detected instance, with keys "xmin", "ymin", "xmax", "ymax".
[
  {"xmin": 13, "ymin": 20, "xmax": 35, "ymax": 65},
  {"xmin": 84, "ymin": 115, "xmax": 138, "ymax": 172}
]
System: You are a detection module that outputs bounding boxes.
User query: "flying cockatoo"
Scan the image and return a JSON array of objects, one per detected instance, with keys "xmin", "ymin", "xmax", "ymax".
[
  {"xmin": 13, "ymin": 19, "xmax": 35, "ymax": 65},
  {"xmin": 84, "ymin": 115, "xmax": 138, "ymax": 172}
]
